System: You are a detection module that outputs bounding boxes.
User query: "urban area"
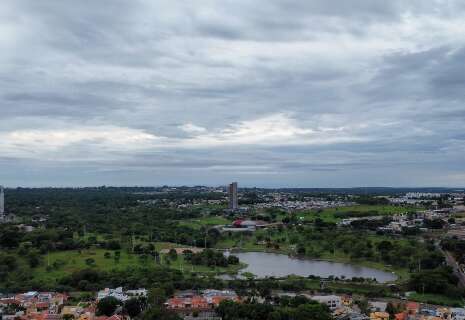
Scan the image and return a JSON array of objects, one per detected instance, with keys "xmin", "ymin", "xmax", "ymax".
[{"xmin": 1, "ymin": 184, "xmax": 465, "ymax": 320}]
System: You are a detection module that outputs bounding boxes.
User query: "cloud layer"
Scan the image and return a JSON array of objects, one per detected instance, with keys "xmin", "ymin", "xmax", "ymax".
[{"xmin": 0, "ymin": 0, "xmax": 464, "ymax": 187}]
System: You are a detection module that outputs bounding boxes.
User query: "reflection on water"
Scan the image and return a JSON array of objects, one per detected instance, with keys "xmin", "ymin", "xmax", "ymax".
[{"xmin": 224, "ymin": 251, "xmax": 396, "ymax": 283}]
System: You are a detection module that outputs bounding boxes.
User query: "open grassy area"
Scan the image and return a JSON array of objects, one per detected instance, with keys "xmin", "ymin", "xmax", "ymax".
[
  {"xmin": 295, "ymin": 205, "xmax": 419, "ymax": 223},
  {"xmin": 27, "ymin": 205, "xmax": 419, "ymax": 287},
  {"xmin": 178, "ymin": 215, "xmax": 231, "ymax": 229},
  {"xmin": 408, "ymin": 293, "xmax": 464, "ymax": 307},
  {"xmin": 31, "ymin": 244, "xmax": 244, "ymax": 284}
]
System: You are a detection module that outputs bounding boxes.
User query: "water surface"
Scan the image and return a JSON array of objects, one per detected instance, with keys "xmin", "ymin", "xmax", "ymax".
[{"xmin": 227, "ymin": 251, "xmax": 396, "ymax": 283}]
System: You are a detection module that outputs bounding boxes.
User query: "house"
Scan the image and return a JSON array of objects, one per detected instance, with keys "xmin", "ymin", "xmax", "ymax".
[
  {"xmin": 394, "ymin": 312, "xmax": 407, "ymax": 320},
  {"xmin": 341, "ymin": 295, "xmax": 353, "ymax": 306},
  {"xmin": 165, "ymin": 296, "xmax": 209, "ymax": 310},
  {"xmin": 95, "ymin": 315, "xmax": 124, "ymax": 320},
  {"xmin": 97, "ymin": 287, "xmax": 147, "ymax": 302},
  {"xmin": 165, "ymin": 290, "xmax": 239, "ymax": 311},
  {"xmin": 370, "ymin": 311, "xmax": 389, "ymax": 320},
  {"xmin": 435, "ymin": 307, "xmax": 451, "ymax": 319},
  {"xmin": 97, "ymin": 288, "xmax": 127, "ymax": 301},
  {"xmin": 406, "ymin": 302, "xmax": 419, "ymax": 315},
  {"xmin": 62, "ymin": 306, "xmax": 84, "ymax": 318},
  {"xmin": 369, "ymin": 301, "xmax": 387, "ymax": 312},
  {"xmin": 311, "ymin": 295, "xmax": 342, "ymax": 311},
  {"xmin": 337, "ymin": 312, "xmax": 369, "ymax": 320},
  {"xmin": 125, "ymin": 289, "xmax": 148, "ymax": 298},
  {"xmin": 0, "ymin": 292, "xmax": 68, "ymax": 320},
  {"xmin": 450, "ymin": 308, "xmax": 465, "ymax": 320}
]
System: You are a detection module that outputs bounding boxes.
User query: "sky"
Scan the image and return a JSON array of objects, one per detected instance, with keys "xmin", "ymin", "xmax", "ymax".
[{"xmin": 1, "ymin": 0, "xmax": 465, "ymax": 188}]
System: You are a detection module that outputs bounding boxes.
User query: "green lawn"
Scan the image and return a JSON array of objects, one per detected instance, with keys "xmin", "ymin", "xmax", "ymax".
[
  {"xmin": 32, "ymin": 244, "xmax": 243, "ymax": 284},
  {"xmin": 294, "ymin": 205, "xmax": 419, "ymax": 223},
  {"xmin": 178, "ymin": 216, "xmax": 231, "ymax": 229},
  {"xmin": 33, "ymin": 249, "xmax": 152, "ymax": 282},
  {"xmin": 408, "ymin": 293, "xmax": 464, "ymax": 307}
]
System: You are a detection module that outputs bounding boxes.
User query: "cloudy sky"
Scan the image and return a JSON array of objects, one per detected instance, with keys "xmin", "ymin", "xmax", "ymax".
[{"xmin": 1, "ymin": 0, "xmax": 465, "ymax": 187}]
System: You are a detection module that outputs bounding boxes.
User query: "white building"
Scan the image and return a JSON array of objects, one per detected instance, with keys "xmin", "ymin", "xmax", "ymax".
[
  {"xmin": 450, "ymin": 308, "xmax": 465, "ymax": 320},
  {"xmin": 126, "ymin": 289, "xmax": 148, "ymax": 298},
  {"xmin": 97, "ymin": 287, "xmax": 146, "ymax": 301},
  {"xmin": 311, "ymin": 295, "xmax": 341, "ymax": 311}
]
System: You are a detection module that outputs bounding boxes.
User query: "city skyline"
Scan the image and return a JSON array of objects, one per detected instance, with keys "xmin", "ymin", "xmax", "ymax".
[{"xmin": 1, "ymin": 1, "xmax": 465, "ymax": 187}]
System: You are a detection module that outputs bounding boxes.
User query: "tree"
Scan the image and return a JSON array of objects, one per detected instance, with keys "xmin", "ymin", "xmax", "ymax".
[
  {"xmin": 355, "ymin": 298, "xmax": 369, "ymax": 315},
  {"xmin": 124, "ymin": 298, "xmax": 146, "ymax": 318},
  {"xmin": 27, "ymin": 249, "xmax": 42, "ymax": 268},
  {"xmin": 106, "ymin": 240, "xmax": 121, "ymax": 250},
  {"xmin": 386, "ymin": 302, "xmax": 398, "ymax": 320},
  {"xmin": 294, "ymin": 303, "xmax": 331, "ymax": 320},
  {"xmin": 63, "ymin": 314, "xmax": 74, "ymax": 320},
  {"xmin": 148, "ymin": 288, "xmax": 167, "ymax": 306},
  {"xmin": 297, "ymin": 244, "xmax": 306, "ymax": 255},
  {"xmin": 408, "ymin": 267, "xmax": 459, "ymax": 297},
  {"xmin": 227, "ymin": 255, "xmax": 239, "ymax": 265},
  {"xmin": 141, "ymin": 306, "xmax": 181, "ymax": 320},
  {"xmin": 377, "ymin": 240, "xmax": 393, "ymax": 252},
  {"xmin": 97, "ymin": 297, "xmax": 120, "ymax": 316},
  {"xmin": 168, "ymin": 249, "xmax": 178, "ymax": 261},
  {"xmin": 85, "ymin": 258, "xmax": 95, "ymax": 266}
]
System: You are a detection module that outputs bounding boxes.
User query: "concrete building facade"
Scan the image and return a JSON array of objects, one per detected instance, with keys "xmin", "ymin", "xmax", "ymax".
[{"xmin": 228, "ymin": 182, "xmax": 238, "ymax": 210}]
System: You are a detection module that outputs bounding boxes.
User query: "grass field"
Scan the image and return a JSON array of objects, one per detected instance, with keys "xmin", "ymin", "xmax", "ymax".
[
  {"xmin": 291, "ymin": 204, "xmax": 419, "ymax": 223},
  {"xmin": 177, "ymin": 216, "xmax": 231, "ymax": 229},
  {"xmin": 408, "ymin": 292, "xmax": 464, "ymax": 307},
  {"xmin": 32, "ymin": 243, "xmax": 243, "ymax": 284},
  {"xmin": 30, "ymin": 205, "xmax": 418, "ymax": 286}
]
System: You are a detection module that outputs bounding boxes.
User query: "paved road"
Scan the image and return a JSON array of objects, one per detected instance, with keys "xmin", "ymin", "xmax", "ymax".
[
  {"xmin": 436, "ymin": 241, "xmax": 465, "ymax": 288},
  {"xmin": 444, "ymin": 250, "xmax": 465, "ymax": 288}
]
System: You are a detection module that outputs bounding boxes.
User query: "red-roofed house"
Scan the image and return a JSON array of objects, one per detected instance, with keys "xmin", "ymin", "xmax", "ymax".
[
  {"xmin": 395, "ymin": 312, "xmax": 407, "ymax": 320},
  {"xmin": 191, "ymin": 296, "xmax": 208, "ymax": 309},
  {"xmin": 35, "ymin": 302, "xmax": 50, "ymax": 310},
  {"xmin": 44, "ymin": 314, "xmax": 62, "ymax": 320},
  {"xmin": 233, "ymin": 220, "xmax": 244, "ymax": 227},
  {"xmin": 0, "ymin": 298, "xmax": 21, "ymax": 306},
  {"xmin": 406, "ymin": 302, "xmax": 419, "ymax": 315},
  {"xmin": 166, "ymin": 290, "xmax": 239, "ymax": 311},
  {"xmin": 94, "ymin": 315, "xmax": 123, "ymax": 320},
  {"xmin": 165, "ymin": 297, "xmax": 185, "ymax": 309}
]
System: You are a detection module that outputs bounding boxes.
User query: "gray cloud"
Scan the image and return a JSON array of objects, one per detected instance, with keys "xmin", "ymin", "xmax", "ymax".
[{"xmin": 0, "ymin": 0, "xmax": 464, "ymax": 187}]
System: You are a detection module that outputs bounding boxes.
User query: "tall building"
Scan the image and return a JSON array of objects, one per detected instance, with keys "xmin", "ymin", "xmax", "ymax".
[
  {"xmin": 0, "ymin": 186, "xmax": 4, "ymax": 216},
  {"xmin": 228, "ymin": 182, "xmax": 238, "ymax": 210}
]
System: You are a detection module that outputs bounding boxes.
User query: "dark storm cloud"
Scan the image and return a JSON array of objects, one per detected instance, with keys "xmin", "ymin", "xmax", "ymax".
[{"xmin": 1, "ymin": 0, "xmax": 465, "ymax": 187}]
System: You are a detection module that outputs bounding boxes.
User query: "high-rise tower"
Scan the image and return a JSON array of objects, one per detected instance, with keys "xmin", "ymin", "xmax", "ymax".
[
  {"xmin": 0, "ymin": 186, "xmax": 4, "ymax": 216},
  {"xmin": 228, "ymin": 182, "xmax": 238, "ymax": 210}
]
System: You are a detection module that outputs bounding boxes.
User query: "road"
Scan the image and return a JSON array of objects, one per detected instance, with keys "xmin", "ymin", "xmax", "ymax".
[
  {"xmin": 444, "ymin": 250, "xmax": 465, "ymax": 288},
  {"xmin": 436, "ymin": 241, "xmax": 465, "ymax": 288}
]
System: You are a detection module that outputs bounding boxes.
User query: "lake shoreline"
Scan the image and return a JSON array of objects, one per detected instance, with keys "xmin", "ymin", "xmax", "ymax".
[{"xmin": 223, "ymin": 249, "xmax": 399, "ymax": 283}]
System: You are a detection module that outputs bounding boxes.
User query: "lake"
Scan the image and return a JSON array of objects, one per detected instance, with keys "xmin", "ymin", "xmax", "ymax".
[{"xmin": 225, "ymin": 251, "xmax": 397, "ymax": 283}]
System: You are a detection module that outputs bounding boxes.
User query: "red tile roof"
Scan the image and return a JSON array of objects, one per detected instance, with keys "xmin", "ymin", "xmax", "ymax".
[
  {"xmin": 406, "ymin": 302, "xmax": 419, "ymax": 314},
  {"xmin": 35, "ymin": 302, "xmax": 50, "ymax": 309},
  {"xmin": 395, "ymin": 312, "xmax": 407, "ymax": 320},
  {"xmin": 0, "ymin": 298, "xmax": 21, "ymax": 305}
]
